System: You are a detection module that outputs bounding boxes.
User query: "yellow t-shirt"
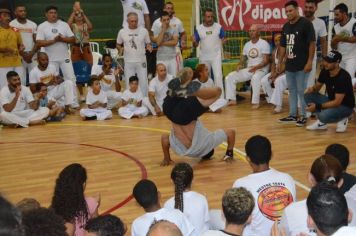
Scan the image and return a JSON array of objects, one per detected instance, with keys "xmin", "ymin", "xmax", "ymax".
[{"xmin": 0, "ymin": 27, "xmax": 22, "ymax": 67}]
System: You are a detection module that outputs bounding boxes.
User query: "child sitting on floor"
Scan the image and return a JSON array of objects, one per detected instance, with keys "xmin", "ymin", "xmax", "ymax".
[{"xmin": 36, "ymin": 83, "xmax": 65, "ymax": 122}]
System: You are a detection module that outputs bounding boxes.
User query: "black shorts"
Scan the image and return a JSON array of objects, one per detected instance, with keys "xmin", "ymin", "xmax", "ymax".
[{"xmin": 163, "ymin": 95, "xmax": 209, "ymax": 125}]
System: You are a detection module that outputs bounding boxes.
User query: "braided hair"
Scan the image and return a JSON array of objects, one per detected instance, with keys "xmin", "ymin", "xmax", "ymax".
[{"xmin": 171, "ymin": 163, "xmax": 193, "ymax": 212}]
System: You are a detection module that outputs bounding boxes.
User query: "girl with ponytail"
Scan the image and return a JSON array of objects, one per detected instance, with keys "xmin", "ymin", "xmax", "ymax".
[
  {"xmin": 164, "ymin": 162, "xmax": 210, "ymax": 236},
  {"xmin": 280, "ymin": 154, "xmax": 356, "ymax": 236}
]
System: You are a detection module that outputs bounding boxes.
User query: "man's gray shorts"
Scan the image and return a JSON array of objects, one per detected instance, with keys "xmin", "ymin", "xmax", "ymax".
[{"xmin": 169, "ymin": 120, "xmax": 227, "ymax": 158}]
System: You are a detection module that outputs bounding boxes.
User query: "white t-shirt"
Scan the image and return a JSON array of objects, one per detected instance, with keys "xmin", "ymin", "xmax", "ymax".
[
  {"xmin": 332, "ymin": 226, "xmax": 356, "ymax": 236},
  {"xmin": 0, "ymin": 85, "xmax": 34, "ymax": 112},
  {"xmin": 91, "ymin": 65, "xmax": 115, "ymax": 92},
  {"xmin": 36, "ymin": 20, "xmax": 74, "ymax": 61},
  {"xmin": 86, "ymin": 89, "xmax": 107, "ymax": 105},
  {"xmin": 121, "ymin": 0, "xmax": 149, "ymax": 28},
  {"xmin": 10, "ymin": 19, "xmax": 37, "ymax": 52},
  {"xmin": 131, "ymin": 207, "xmax": 195, "ymax": 236},
  {"xmin": 243, "ymin": 38, "xmax": 270, "ymax": 71},
  {"xmin": 195, "ymin": 23, "xmax": 224, "ymax": 60},
  {"xmin": 202, "ymin": 230, "xmax": 233, "ymax": 236},
  {"xmin": 333, "ymin": 18, "xmax": 356, "ymax": 59},
  {"xmin": 164, "ymin": 191, "xmax": 209, "ymax": 236},
  {"xmin": 153, "ymin": 26, "xmax": 178, "ymax": 60},
  {"xmin": 232, "ymin": 168, "xmax": 296, "ymax": 236},
  {"xmin": 122, "ymin": 89, "xmax": 143, "ymax": 103},
  {"xmin": 116, "ymin": 27, "xmax": 150, "ymax": 62},
  {"xmin": 152, "ymin": 16, "xmax": 184, "ymax": 47},
  {"xmin": 194, "ymin": 78, "xmax": 215, "ymax": 89},
  {"xmin": 148, "ymin": 74, "xmax": 173, "ymax": 104},
  {"xmin": 29, "ymin": 64, "xmax": 58, "ymax": 90},
  {"xmin": 312, "ymin": 17, "xmax": 327, "ymax": 59}
]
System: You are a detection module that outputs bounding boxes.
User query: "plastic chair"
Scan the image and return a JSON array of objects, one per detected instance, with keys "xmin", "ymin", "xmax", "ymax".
[
  {"xmin": 89, "ymin": 42, "xmax": 100, "ymax": 53},
  {"xmin": 73, "ymin": 60, "xmax": 92, "ymax": 84},
  {"xmin": 92, "ymin": 52, "xmax": 103, "ymax": 65}
]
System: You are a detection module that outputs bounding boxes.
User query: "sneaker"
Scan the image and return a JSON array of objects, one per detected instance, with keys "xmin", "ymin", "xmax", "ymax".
[
  {"xmin": 278, "ymin": 116, "xmax": 297, "ymax": 123},
  {"xmin": 296, "ymin": 117, "xmax": 307, "ymax": 127},
  {"xmin": 306, "ymin": 120, "xmax": 328, "ymax": 131},
  {"xmin": 336, "ymin": 118, "xmax": 348, "ymax": 133}
]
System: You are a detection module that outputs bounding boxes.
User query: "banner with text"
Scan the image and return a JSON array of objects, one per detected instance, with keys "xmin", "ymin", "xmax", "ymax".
[{"xmin": 218, "ymin": 0, "xmax": 305, "ymax": 31}]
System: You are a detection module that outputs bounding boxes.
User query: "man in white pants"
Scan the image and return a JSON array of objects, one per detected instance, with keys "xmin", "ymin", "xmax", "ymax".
[
  {"xmin": 0, "ymin": 71, "xmax": 49, "ymax": 127},
  {"xmin": 193, "ymin": 8, "xmax": 225, "ymax": 98},
  {"xmin": 143, "ymin": 63, "xmax": 173, "ymax": 116},
  {"xmin": 117, "ymin": 12, "xmax": 152, "ymax": 95},
  {"xmin": 29, "ymin": 52, "xmax": 77, "ymax": 114},
  {"xmin": 36, "ymin": 6, "xmax": 77, "ymax": 85},
  {"xmin": 304, "ymin": 0, "xmax": 327, "ymax": 87},
  {"xmin": 225, "ymin": 24, "xmax": 270, "ymax": 108},
  {"xmin": 10, "ymin": 5, "xmax": 39, "ymax": 84},
  {"xmin": 152, "ymin": 11, "xmax": 179, "ymax": 76},
  {"xmin": 0, "ymin": 8, "xmax": 25, "ymax": 88},
  {"xmin": 332, "ymin": 3, "xmax": 356, "ymax": 77}
]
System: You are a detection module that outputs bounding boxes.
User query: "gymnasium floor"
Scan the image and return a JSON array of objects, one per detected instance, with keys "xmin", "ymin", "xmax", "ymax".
[{"xmin": 1, "ymin": 93, "xmax": 355, "ymax": 232}]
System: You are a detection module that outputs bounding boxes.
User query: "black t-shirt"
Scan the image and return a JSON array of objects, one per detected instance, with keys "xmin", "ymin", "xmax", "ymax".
[
  {"xmin": 281, "ymin": 17, "xmax": 315, "ymax": 72},
  {"xmin": 340, "ymin": 172, "xmax": 356, "ymax": 194},
  {"xmin": 317, "ymin": 68, "xmax": 355, "ymax": 108}
]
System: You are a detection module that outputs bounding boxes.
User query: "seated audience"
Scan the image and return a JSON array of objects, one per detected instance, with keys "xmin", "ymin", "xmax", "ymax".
[
  {"xmin": 80, "ymin": 76, "xmax": 113, "ymax": 121},
  {"xmin": 232, "ymin": 135, "xmax": 296, "ymax": 236},
  {"xmin": 22, "ymin": 207, "xmax": 67, "ymax": 236},
  {"xmin": 131, "ymin": 179, "xmax": 194, "ymax": 236},
  {"xmin": 51, "ymin": 163, "xmax": 100, "ymax": 236},
  {"xmin": 280, "ymin": 154, "xmax": 356, "ymax": 236},
  {"xmin": 84, "ymin": 214, "xmax": 126, "ymax": 236},
  {"xmin": 147, "ymin": 220, "xmax": 183, "ymax": 236},
  {"xmin": 0, "ymin": 71, "xmax": 49, "ymax": 127},
  {"xmin": 203, "ymin": 187, "xmax": 255, "ymax": 236},
  {"xmin": 143, "ymin": 63, "xmax": 173, "ymax": 116},
  {"xmin": 118, "ymin": 75, "xmax": 148, "ymax": 119},
  {"xmin": 325, "ymin": 143, "xmax": 356, "ymax": 193},
  {"xmin": 91, "ymin": 54, "xmax": 122, "ymax": 109},
  {"xmin": 164, "ymin": 162, "xmax": 209, "ymax": 236}
]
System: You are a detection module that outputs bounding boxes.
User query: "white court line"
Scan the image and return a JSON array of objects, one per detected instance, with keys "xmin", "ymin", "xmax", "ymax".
[{"xmin": 221, "ymin": 142, "xmax": 311, "ymax": 192}]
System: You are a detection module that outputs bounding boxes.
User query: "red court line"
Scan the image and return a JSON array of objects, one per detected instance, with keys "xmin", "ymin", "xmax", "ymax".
[{"xmin": 0, "ymin": 141, "xmax": 148, "ymax": 214}]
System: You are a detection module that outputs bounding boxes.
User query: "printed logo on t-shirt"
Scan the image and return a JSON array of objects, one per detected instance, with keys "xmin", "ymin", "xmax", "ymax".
[
  {"xmin": 131, "ymin": 2, "xmax": 143, "ymax": 11},
  {"xmin": 163, "ymin": 32, "xmax": 173, "ymax": 41},
  {"xmin": 339, "ymin": 30, "xmax": 351, "ymax": 38},
  {"xmin": 52, "ymin": 28, "xmax": 58, "ymax": 34},
  {"xmin": 206, "ymin": 31, "xmax": 213, "ymax": 35},
  {"xmin": 129, "ymin": 35, "xmax": 138, "ymax": 49},
  {"xmin": 286, "ymin": 33, "xmax": 296, "ymax": 59},
  {"xmin": 248, "ymin": 48, "xmax": 259, "ymax": 58},
  {"xmin": 257, "ymin": 183, "xmax": 294, "ymax": 221}
]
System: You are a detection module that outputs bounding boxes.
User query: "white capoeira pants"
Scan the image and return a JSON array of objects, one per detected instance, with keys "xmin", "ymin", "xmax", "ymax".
[
  {"xmin": 261, "ymin": 73, "xmax": 286, "ymax": 105},
  {"xmin": 157, "ymin": 58, "xmax": 177, "ymax": 77},
  {"xmin": 0, "ymin": 107, "xmax": 49, "ymax": 128},
  {"xmin": 48, "ymin": 80, "xmax": 77, "ymax": 107},
  {"xmin": 142, "ymin": 97, "xmax": 163, "ymax": 116},
  {"xmin": 79, "ymin": 108, "xmax": 112, "ymax": 120},
  {"xmin": 0, "ymin": 66, "xmax": 25, "ymax": 88},
  {"xmin": 200, "ymin": 57, "xmax": 224, "ymax": 98},
  {"xmin": 118, "ymin": 104, "xmax": 148, "ymax": 119},
  {"xmin": 225, "ymin": 68, "xmax": 267, "ymax": 104},
  {"xmin": 124, "ymin": 61, "xmax": 148, "ymax": 96},
  {"xmin": 340, "ymin": 57, "xmax": 356, "ymax": 78},
  {"xmin": 104, "ymin": 90, "xmax": 122, "ymax": 109},
  {"xmin": 209, "ymin": 98, "xmax": 228, "ymax": 112},
  {"xmin": 270, "ymin": 75, "xmax": 287, "ymax": 108}
]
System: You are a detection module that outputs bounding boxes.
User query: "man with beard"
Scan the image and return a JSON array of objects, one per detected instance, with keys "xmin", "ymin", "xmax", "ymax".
[
  {"xmin": 29, "ymin": 52, "xmax": 77, "ymax": 114},
  {"xmin": 332, "ymin": 3, "xmax": 356, "ymax": 77},
  {"xmin": 0, "ymin": 8, "xmax": 25, "ymax": 88},
  {"xmin": 10, "ymin": 5, "xmax": 38, "ymax": 82},
  {"xmin": 0, "ymin": 71, "xmax": 49, "ymax": 127},
  {"xmin": 305, "ymin": 50, "xmax": 355, "ymax": 133}
]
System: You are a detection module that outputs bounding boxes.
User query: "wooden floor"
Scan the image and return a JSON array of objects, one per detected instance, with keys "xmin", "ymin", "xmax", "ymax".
[{"xmin": 1, "ymin": 93, "xmax": 356, "ymax": 233}]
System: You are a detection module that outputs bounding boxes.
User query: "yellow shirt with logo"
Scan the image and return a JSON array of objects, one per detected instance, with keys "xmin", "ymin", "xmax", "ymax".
[{"xmin": 0, "ymin": 27, "xmax": 22, "ymax": 67}]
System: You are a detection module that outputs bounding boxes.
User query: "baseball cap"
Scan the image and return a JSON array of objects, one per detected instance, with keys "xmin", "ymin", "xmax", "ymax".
[
  {"xmin": 0, "ymin": 8, "xmax": 11, "ymax": 14},
  {"xmin": 323, "ymin": 50, "xmax": 342, "ymax": 63}
]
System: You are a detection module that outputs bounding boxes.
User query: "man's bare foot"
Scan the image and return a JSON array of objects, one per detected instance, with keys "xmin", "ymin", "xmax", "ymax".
[
  {"xmin": 64, "ymin": 106, "xmax": 75, "ymax": 114},
  {"xmin": 251, "ymin": 104, "xmax": 260, "ymax": 109},
  {"xmin": 29, "ymin": 120, "xmax": 46, "ymax": 126},
  {"xmin": 227, "ymin": 100, "xmax": 237, "ymax": 106},
  {"xmin": 160, "ymin": 158, "xmax": 175, "ymax": 166}
]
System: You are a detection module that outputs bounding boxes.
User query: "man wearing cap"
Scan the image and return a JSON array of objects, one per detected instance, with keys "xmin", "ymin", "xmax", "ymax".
[
  {"xmin": 304, "ymin": 50, "xmax": 355, "ymax": 133},
  {"xmin": 0, "ymin": 8, "xmax": 25, "ymax": 88}
]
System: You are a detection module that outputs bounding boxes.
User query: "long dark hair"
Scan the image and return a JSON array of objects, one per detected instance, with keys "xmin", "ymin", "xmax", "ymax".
[
  {"xmin": 51, "ymin": 163, "xmax": 89, "ymax": 225},
  {"xmin": 171, "ymin": 163, "xmax": 193, "ymax": 212}
]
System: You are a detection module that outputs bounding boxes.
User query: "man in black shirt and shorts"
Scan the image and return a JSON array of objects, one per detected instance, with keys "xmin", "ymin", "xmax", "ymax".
[
  {"xmin": 160, "ymin": 67, "xmax": 236, "ymax": 166},
  {"xmin": 304, "ymin": 50, "xmax": 355, "ymax": 132}
]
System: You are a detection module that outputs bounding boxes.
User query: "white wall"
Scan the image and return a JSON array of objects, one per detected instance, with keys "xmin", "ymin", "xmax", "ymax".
[{"xmin": 316, "ymin": 0, "xmax": 355, "ymax": 17}]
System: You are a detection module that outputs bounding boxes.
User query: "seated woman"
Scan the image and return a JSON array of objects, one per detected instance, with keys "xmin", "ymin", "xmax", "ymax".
[{"xmin": 51, "ymin": 163, "xmax": 100, "ymax": 236}]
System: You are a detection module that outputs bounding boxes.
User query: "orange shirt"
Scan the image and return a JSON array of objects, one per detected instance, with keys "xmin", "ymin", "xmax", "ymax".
[{"xmin": 0, "ymin": 27, "xmax": 22, "ymax": 67}]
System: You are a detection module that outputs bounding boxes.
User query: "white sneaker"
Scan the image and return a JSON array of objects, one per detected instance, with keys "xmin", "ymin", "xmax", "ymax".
[
  {"xmin": 306, "ymin": 120, "xmax": 328, "ymax": 131},
  {"xmin": 336, "ymin": 118, "xmax": 348, "ymax": 133}
]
